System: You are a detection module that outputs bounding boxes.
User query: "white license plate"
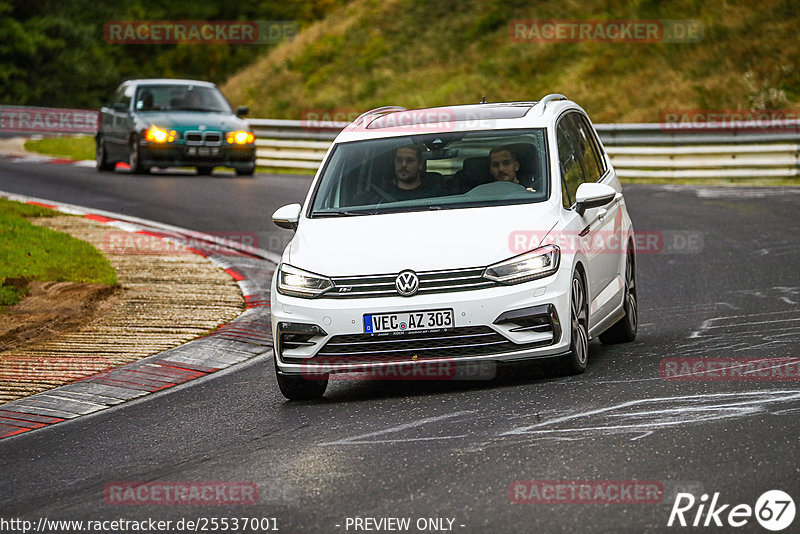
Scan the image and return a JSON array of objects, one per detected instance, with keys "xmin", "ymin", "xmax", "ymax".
[
  {"xmin": 363, "ymin": 309, "xmax": 454, "ymax": 334},
  {"xmin": 187, "ymin": 147, "xmax": 219, "ymax": 157}
]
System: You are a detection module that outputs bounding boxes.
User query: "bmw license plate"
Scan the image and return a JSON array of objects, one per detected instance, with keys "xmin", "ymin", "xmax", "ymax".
[
  {"xmin": 186, "ymin": 146, "xmax": 220, "ymax": 157},
  {"xmin": 364, "ymin": 309, "xmax": 454, "ymax": 334}
]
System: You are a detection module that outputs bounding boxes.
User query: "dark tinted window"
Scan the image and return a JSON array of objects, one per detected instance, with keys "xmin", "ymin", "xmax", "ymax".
[
  {"xmin": 556, "ymin": 116, "xmax": 587, "ymax": 207},
  {"xmin": 572, "ymin": 114, "xmax": 605, "ymax": 180},
  {"xmin": 112, "ymin": 84, "xmax": 131, "ymax": 109},
  {"xmin": 134, "ymin": 84, "xmax": 232, "ymax": 113},
  {"xmin": 310, "ymin": 129, "xmax": 549, "ymax": 216}
]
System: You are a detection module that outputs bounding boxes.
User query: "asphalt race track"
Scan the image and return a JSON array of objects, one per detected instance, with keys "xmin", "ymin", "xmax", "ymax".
[{"xmin": 1, "ymin": 160, "xmax": 799, "ymax": 533}]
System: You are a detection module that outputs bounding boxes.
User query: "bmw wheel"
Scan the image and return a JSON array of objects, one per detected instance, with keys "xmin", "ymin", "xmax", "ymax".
[
  {"xmin": 95, "ymin": 136, "xmax": 113, "ymax": 172},
  {"xmin": 129, "ymin": 136, "xmax": 149, "ymax": 174}
]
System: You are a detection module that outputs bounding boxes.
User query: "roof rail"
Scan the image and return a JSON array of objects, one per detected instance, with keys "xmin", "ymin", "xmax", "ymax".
[
  {"xmin": 352, "ymin": 105, "xmax": 407, "ymax": 127},
  {"xmin": 535, "ymin": 94, "xmax": 568, "ymax": 114}
]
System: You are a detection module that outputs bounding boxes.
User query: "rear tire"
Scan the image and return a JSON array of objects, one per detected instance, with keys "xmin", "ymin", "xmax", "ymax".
[
  {"xmin": 599, "ymin": 249, "xmax": 638, "ymax": 344},
  {"xmin": 561, "ymin": 271, "xmax": 589, "ymax": 375},
  {"xmin": 95, "ymin": 137, "xmax": 114, "ymax": 172},
  {"xmin": 274, "ymin": 354, "xmax": 328, "ymax": 400},
  {"xmin": 197, "ymin": 166, "xmax": 214, "ymax": 175}
]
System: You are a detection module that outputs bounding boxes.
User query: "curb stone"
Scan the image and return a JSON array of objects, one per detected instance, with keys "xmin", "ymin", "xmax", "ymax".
[{"xmin": 0, "ymin": 193, "xmax": 277, "ymax": 439}]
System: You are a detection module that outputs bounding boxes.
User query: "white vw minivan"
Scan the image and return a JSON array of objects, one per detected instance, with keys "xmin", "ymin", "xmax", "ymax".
[{"xmin": 270, "ymin": 95, "xmax": 637, "ymax": 399}]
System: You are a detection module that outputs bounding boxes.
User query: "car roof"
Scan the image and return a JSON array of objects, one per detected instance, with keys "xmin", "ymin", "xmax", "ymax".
[
  {"xmin": 335, "ymin": 95, "xmax": 581, "ymax": 142},
  {"xmin": 124, "ymin": 79, "xmax": 218, "ymax": 87}
]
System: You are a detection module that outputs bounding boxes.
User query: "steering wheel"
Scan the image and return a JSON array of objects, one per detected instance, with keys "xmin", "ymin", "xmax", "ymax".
[
  {"xmin": 370, "ymin": 183, "xmax": 397, "ymax": 203},
  {"xmin": 467, "ymin": 180, "xmax": 528, "ymax": 195}
]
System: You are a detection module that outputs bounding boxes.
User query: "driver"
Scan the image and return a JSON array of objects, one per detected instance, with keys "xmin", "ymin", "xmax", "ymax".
[
  {"xmin": 184, "ymin": 89, "xmax": 203, "ymax": 108},
  {"xmin": 386, "ymin": 144, "xmax": 443, "ymax": 200},
  {"xmin": 489, "ymin": 145, "xmax": 520, "ymax": 183}
]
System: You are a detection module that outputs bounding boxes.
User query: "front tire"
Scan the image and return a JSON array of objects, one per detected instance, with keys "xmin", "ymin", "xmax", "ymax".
[
  {"xmin": 235, "ymin": 164, "xmax": 255, "ymax": 176},
  {"xmin": 129, "ymin": 136, "xmax": 149, "ymax": 174},
  {"xmin": 561, "ymin": 271, "xmax": 589, "ymax": 375},
  {"xmin": 599, "ymin": 249, "xmax": 638, "ymax": 344},
  {"xmin": 95, "ymin": 136, "xmax": 114, "ymax": 172},
  {"xmin": 274, "ymin": 354, "xmax": 328, "ymax": 400},
  {"xmin": 197, "ymin": 166, "xmax": 214, "ymax": 175}
]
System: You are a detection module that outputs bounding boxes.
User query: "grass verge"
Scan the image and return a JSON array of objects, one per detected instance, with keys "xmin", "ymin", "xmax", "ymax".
[
  {"xmin": 24, "ymin": 135, "xmax": 94, "ymax": 161},
  {"xmin": 0, "ymin": 198, "xmax": 117, "ymax": 308}
]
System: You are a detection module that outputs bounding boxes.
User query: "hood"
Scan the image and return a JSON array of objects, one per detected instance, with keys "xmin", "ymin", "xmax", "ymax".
[
  {"xmin": 285, "ymin": 203, "xmax": 560, "ymax": 276},
  {"xmin": 135, "ymin": 111, "xmax": 248, "ymax": 132}
]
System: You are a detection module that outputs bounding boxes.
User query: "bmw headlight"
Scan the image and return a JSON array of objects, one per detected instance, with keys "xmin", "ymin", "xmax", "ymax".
[
  {"xmin": 483, "ymin": 245, "xmax": 560, "ymax": 284},
  {"xmin": 143, "ymin": 125, "xmax": 177, "ymax": 143},
  {"xmin": 277, "ymin": 264, "xmax": 334, "ymax": 298}
]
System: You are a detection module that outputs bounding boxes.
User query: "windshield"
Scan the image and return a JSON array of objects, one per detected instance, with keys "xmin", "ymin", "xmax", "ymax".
[
  {"xmin": 310, "ymin": 129, "xmax": 549, "ymax": 216},
  {"xmin": 134, "ymin": 84, "xmax": 233, "ymax": 113}
]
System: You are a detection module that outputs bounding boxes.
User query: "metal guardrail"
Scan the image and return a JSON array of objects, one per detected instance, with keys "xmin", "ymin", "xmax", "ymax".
[{"xmin": 249, "ymin": 118, "xmax": 800, "ymax": 179}]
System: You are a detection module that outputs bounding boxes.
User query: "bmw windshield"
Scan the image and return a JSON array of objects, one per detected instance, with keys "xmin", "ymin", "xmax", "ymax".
[
  {"xmin": 310, "ymin": 129, "xmax": 549, "ymax": 216},
  {"xmin": 133, "ymin": 84, "xmax": 233, "ymax": 113}
]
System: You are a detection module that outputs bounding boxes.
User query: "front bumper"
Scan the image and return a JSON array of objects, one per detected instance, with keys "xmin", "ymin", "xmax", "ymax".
[
  {"xmin": 271, "ymin": 269, "xmax": 571, "ymax": 375},
  {"xmin": 139, "ymin": 142, "xmax": 255, "ymax": 168}
]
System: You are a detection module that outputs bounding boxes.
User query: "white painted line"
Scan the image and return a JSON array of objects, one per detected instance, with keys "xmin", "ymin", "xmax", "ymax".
[{"xmin": 324, "ymin": 410, "xmax": 478, "ymax": 445}]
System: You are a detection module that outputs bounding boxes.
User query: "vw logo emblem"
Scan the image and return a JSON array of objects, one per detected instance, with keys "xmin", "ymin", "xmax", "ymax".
[{"xmin": 395, "ymin": 270, "xmax": 419, "ymax": 297}]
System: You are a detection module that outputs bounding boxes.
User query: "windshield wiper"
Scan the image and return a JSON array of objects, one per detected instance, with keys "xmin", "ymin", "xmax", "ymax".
[{"xmin": 314, "ymin": 210, "xmax": 374, "ymax": 217}]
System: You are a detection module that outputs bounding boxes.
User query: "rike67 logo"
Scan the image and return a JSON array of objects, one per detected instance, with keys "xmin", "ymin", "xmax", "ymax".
[{"xmin": 668, "ymin": 490, "xmax": 795, "ymax": 531}]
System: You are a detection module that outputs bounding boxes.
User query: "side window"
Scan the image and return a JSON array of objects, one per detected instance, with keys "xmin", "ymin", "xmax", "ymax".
[
  {"xmin": 574, "ymin": 114, "xmax": 606, "ymax": 180},
  {"xmin": 114, "ymin": 84, "xmax": 133, "ymax": 110},
  {"xmin": 563, "ymin": 113, "xmax": 601, "ymax": 183},
  {"xmin": 556, "ymin": 116, "xmax": 586, "ymax": 208},
  {"xmin": 111, "ymin": 85, "xmax": 126, "ymax": 107}
]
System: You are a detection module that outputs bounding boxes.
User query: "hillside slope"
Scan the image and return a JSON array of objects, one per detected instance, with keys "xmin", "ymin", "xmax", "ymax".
[{"xmin": 222, "ymin": 0, "xmax": 800, "ymax": 123}]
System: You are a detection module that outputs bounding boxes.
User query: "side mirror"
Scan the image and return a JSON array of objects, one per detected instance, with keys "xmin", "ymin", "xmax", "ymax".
[
  {"xmin": 272, "ymin": 203, "xmax": 302, "ymax": 230},
  {"xmin": 575, "ymin": 182, "xmax": 617, "ymax": 217},
  {"xmin": 112, "ymin": 102, "xmax": 128, "ymax": 112},
  {"xmin": 236, "ymin": 106, "xmax": 249, "ymax": 117}
]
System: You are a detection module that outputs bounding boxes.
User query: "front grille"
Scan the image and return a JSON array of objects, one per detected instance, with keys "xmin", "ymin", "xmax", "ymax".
[
  {"xmin": 185, "ymin": 131, "xmax": 223, "ymax": 146},
  {"xmin": 204, "ymin": 132, "xmax": 222, "ymax": 144},
  {"xmin": 327, "ymin": 267, "xmax": 496, "ymax": 298},
  {"xmin": 282, "ymin": 326, "xmax": 551, "ymax": 364}
]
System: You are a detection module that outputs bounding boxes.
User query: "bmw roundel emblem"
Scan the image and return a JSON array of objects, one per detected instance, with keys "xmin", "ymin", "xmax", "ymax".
[{"xmin": 395, "ymin": 270, "xmax": 419, "ymax": 297}]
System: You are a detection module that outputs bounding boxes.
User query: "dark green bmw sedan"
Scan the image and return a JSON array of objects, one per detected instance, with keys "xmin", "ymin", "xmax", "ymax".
[{"xmin": 96, "ymin": 79, "xmax": 256, "ymax": 175}]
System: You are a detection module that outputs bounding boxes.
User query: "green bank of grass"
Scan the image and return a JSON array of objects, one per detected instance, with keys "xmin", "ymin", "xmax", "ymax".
[
  {"xmin": 0, "ymin": 199, "xmax": 117, "ymax": 308},
  {"xmin": 223, "ymin": 0, "xmax": 800, "ymax": 123},
  {"xmin": 24, "ymin": 135, "xmax": 94, "ymax": 161}
]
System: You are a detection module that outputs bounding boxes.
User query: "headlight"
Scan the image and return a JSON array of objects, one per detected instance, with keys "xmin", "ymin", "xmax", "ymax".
[
  {"xmin": 277, "ymin": 264, "xmax": 334, "ymax": 298},
  {"xmin": 143, "ymin": 126, "xmax": 176, "ymax": 143},
  {"xmin": 226, "ymin": 130, "xmax": 255, "ymax": 144},
  {"xmin": 483, "ymin": 245, "xmax": 560, "ymax": 284}
]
